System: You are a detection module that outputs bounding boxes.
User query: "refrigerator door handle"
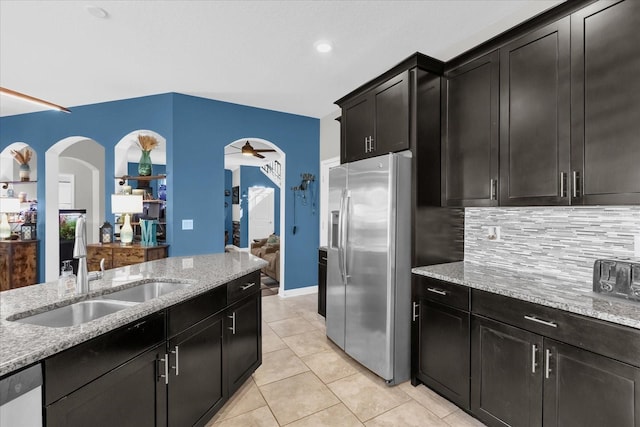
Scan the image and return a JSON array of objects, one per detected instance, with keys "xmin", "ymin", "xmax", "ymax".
[
  {"xmin": 337, "ymin": 189, "xmax": 346, "ymax": 283},
  {"xmin": 344, "ymin": 192, "xmax": 351, "ymax": 279}
]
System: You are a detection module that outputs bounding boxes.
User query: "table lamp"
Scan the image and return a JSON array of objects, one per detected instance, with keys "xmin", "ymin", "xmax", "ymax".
[
  {"xmin": 111, "ymin": 194, "xmax": 143, "ymax": 245},
  {"xmin": 0, "ymin": 197, "xmax": 20, "ymax": 239}
]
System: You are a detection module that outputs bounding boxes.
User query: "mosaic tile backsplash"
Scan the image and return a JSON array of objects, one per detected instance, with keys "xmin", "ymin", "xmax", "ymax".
[{"xmin": 464, "ymin": 206, "xmax": 640, "ymax": 288}]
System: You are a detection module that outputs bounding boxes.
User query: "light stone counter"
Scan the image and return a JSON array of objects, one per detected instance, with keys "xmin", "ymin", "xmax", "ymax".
[
  {"xmin": 412, "ymin": 261, "xmax": 640, "ymax": 330},
  {"xmin": 0, "ymin": 252, "xmax": 267, "ymax": 377}
]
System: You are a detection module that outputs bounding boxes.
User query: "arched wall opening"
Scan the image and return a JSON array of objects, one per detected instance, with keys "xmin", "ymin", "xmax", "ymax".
[
  {"xmin": 45, "ymin": 137, "xmax": 105, "ymax": 281},
  {"xmin": 225, "ymin": 137, "xmax": 286, "ymax": 295}
]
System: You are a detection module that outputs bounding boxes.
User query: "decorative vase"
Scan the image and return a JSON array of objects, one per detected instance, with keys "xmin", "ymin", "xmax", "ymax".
[
  {"xmin": 138, "ymin": 150, "xmax": 153, "ymax": 176},
  {"xmin": 19, "ymin": 164, "xmax": 30, "ymax": 181}
]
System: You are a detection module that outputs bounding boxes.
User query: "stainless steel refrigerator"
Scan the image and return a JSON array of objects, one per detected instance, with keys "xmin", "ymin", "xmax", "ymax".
[{"xmin": 326, "ymin": 152, "xmax": 411, "ymax": 385}]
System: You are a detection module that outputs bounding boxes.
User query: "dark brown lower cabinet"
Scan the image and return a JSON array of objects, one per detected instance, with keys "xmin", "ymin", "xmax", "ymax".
[
  {"xmin": 46, "ymin": 344, "xmax": 167, "ymax": 427},
  {"xmin": 411, "ymin": 276, "xmax": 471, "ymax": 409},
  {"xmin": 168, "ymin": 313, "xmax": 224, "ymax": 427},
  {"xmin": 544, "ymin": 339, "xmax": 640, "ymax": 427},
  {"xmin": 318, "ymin": 249, "xmax": 327, "ymax": 317},
  {"xmin": 415, "ymin": 299, "xmax": 470, "ymax": 409},
  {"xmin": 471, "ymin": 316, "xmax": 542, "ymax": 427},
  {"xmin": 225, "ymin": 291, "xmax": 261, "ymax": 396},
  {"xmin": 472, "ymin": 315, "xmax": 640, "ymax": 427}
]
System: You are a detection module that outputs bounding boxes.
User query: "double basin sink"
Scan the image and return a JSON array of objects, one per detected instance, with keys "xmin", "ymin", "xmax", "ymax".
[{"xmin": 13, "ymin": 281, "xmax": 192, "ymax": 328}]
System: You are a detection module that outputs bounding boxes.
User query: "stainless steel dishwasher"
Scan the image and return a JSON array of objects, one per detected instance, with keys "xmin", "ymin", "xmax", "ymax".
[{"xmin": 0, "ymin": 364, "xmax": 42, "ymax": 426}]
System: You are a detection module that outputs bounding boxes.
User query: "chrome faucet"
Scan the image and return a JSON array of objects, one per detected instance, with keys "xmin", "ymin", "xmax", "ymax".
[{"xmin": 73, "ymin": 215, "xmax": 89, "ymax": 294}]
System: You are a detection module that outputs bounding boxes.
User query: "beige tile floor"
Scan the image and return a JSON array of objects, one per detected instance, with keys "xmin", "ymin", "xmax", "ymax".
[{"xmin": 206, "ymin": 293, "xmax": 486, "ymax": 427}]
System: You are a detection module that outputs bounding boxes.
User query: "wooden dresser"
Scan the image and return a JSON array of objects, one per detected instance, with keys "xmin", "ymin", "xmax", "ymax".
[
  {"xmin": 0, "ymin": 240, "xmax": 38, "ymax": 291},
  {"xmin": 87, "ymin": 243, "xmax": 169, "ymax": 271}
]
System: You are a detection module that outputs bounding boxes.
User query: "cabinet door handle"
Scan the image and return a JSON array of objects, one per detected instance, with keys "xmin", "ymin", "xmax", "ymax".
[
  {"xmin": 228, "ymin": 312, "xmax": 236, "ymax": 334},
  {"xmin": 490, "ymin": 179, "xmax": 497, "ymax": 200},
  {"xmin": 572, "ymin": 171, "xmax": 580, "ymax": 198},
  {"xmin": 531, "ymin": 344, "xmax": 538, "ymax": 373},
  {"xmin": 370, "ymin": 136, "xmax": 375, "ymax": 152},
  {"xmin": 171, "ymin": 345, "xmax": 179, "ymax": 376},
  {"xmin": 321, "ymin": 257, "xmax": 327, "ymax": 261},
  {"xmin": 241, "ymin": 282, "xmax": 256, "ymax": 291},
  {"xmin": 524, "ymin": 315, "xmax": 557, "ymax": 328},
  {"xmin": 545, "ymin": 349, "xmax": 552, "ymax": 379},
  {"xmin": 159, "ymin": 354, "xmax": 169, "ymax": 385},
  {"xmin": 364, "ymin": 137, "xmax": 369, "ymax": 153},
  {"xmin": 560, "ymin": 172, "xmax": 567, "ymax": 197},
  {"xmin": 427, "ymin": 287, "xmax": 447, "ymax": 296},
  {"xmin": 412, "ymin": 301, "xmax": 419, "ymax": 321}
]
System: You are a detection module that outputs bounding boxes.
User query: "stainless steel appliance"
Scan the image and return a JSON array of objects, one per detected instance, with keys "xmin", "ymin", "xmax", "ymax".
[
  {"xmin": 326, "ymin": 152, "xmax": 411, "ymax": 385},
  {"xmin": 593, "ymin": 257, "xmax": 640, "ymax": 301},
  {"xmin": 0, "ymin": 364, "xmax": 42, "ymax": 426}
]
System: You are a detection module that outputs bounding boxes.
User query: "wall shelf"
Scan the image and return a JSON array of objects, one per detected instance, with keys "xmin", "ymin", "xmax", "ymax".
[
  {"xmin": 1, "ymin": 180, "xmax": 37, "ymax": 190},
  {"xmin": 116, "ymin": 175, "xmax": 166, "ymax": 185}
]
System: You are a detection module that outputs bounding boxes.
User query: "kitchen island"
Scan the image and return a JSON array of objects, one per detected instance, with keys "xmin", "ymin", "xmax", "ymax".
[{"xmin": 0, "ymin": 252, "xmax": 267, "ymax": 427}]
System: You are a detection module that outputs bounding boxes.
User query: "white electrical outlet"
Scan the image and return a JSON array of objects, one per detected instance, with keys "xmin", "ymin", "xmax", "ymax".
[
  {"xmin": 182, "ymin": 219, "xmax": 194, "ymax": 230},
  {"xmin": 487, "ymin": 226, "xmax": 502, "ymax": 242},
  {"xmin": 635, "ymin": 234, "xmax": 640, "ymax": 258}
]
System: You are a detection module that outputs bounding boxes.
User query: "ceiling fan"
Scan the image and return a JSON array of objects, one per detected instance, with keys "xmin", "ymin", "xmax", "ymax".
[{"xmin": 227, "ymin": 141, "xmax": 276, "ymax": 159}]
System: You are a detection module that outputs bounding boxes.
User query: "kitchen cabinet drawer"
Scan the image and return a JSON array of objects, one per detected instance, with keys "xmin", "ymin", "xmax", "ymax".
[
  {"xmin": 414, "ymin": 276, "xmax": 470, "ymax": 311},
  {"xmin": 472, "ymin": 289, "xmax": 640, "ymax": 367},
  {"xmin": 168, "ymin": 284, "xmax": 227, "ymax": 338},
  {"xmin": 44, "ymin": 311, "xmax": 166, "ymax": 405},
  {"xmin": 46, "ymin": 343, "xmax": 167, "ymax": 427},
  {"xmin": 227, "ymin": 271, "xmax": 260, "ymax": 305}
]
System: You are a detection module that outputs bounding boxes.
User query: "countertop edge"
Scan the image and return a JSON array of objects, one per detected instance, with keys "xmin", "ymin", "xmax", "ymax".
[{"xmin": 412, "ymin": 263, "xmax": 640, "ymax": 331}]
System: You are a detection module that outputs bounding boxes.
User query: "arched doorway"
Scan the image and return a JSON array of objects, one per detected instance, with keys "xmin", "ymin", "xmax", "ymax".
[
  {"xmin": 224, "ymin": 138, "xmax": 286, "ymax": 295},
  {"xmin": 45, "ymin": 138, "xmax": 105, "ymax": 281}
]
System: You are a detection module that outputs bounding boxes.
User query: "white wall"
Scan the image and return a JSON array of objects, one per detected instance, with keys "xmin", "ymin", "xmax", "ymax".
[{"xmin": 320, "ymin": 110, "xmax": 340, "ymax": 161}]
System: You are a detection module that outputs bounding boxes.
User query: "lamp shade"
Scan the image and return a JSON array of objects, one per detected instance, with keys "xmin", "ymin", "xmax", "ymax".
[
  {"xmin": 0, "ymin": 197, "xmax": 20, "ymax": 213},
  {"xmin": 111, "ymin": 194, "xmax": 143, "ymax": 214}
]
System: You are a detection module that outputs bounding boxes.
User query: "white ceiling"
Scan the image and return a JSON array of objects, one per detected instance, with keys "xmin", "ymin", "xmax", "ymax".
[{"xmin": 0, "ymin": 0, "xmax": 563, "ymax": 119}]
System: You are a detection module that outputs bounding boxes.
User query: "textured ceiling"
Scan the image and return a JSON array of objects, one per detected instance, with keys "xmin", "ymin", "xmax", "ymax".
[{"xmin": 0, "ymin": 0, "xmax": 563, "ymax": 118}]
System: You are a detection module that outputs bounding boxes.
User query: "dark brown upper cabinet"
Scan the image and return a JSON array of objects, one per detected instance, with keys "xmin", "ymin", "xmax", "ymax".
[
  {"xmin": 442, "ymin": 51, "xmax": 500, "ymax": 207},
  {"xmin": 499, "ymin": 17, "xmax": 571, "ymax": 206},
  {"xmin": 339, "ymin": 71, "xmax": 410, "ymax": 163},
  {"xmin": 571, "ymin": 0, "xmax": 640, "ymax": 205}
]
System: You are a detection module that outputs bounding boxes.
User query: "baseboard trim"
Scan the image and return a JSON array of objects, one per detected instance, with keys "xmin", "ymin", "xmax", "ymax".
[{"xmin": 280, "ymin": 285, "xmax": 318, "ymax": 298}]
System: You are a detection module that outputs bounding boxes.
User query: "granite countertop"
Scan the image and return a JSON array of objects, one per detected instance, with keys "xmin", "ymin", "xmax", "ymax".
[
  {"xmin": 0, "ymin": 252, "xmax": 267, "ymax": 377},
  {"xmin": 412, "ymin": 261, "xmax": 640, "ymax": 331}
]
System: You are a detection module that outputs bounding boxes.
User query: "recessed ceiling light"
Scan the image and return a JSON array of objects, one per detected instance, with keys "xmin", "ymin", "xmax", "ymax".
[
  {"xmin": 85, "ymin": 5, "xmax": 109, "ymax": 19},
  {"xmin": 314, "ymin": 40, "xmax": 333, "ymax": 53}
]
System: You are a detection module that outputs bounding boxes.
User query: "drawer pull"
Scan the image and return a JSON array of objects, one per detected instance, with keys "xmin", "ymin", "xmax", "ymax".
[
  {"xmin": 524, "ymin": 315, "xmax": 557, "ymax": 328},
  {"xmin": 241, "ymin": 282, "xmax": 256, "ymax": 291},
  {"xmin": 412, "ymin": 301, "xmax": 419, "ymax": 321},
  {"xmin": 427, "ymin": 288, "xmax": 447, "ymax": 296},
  {"xmin": 545, "ymin": 349, "xmax": 552, "ymax": 379},
  {"xmin": 171, "ymin": 345, "xmax": 180, "ymax": 376},
  {"xmin": 531, "ymin": 344, "xmax": 538, "ymax": 373},
  {"xmin": 321, "ymin": 257, "xmax": 328, "ymax": 261},
  {"xmin": 228, "ymin": 312, "xmax": 236, "ymax": 334},
  {"xmin": 159, "ymin": 354, "xmax": 169, "ymax": 385}
]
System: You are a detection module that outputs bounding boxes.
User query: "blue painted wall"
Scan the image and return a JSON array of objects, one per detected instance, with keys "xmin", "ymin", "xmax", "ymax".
[
  {"xmin": 239, "ymin": 165, "xmax": 281, "ymax": 248},
  {"xmin": 0, "ymin": 93, "xmax": 320, "ymax": 290}
]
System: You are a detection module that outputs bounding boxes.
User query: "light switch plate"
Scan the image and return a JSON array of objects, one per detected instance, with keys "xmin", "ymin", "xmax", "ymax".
[{"xmin": 182, "ymin": 219, "xmax": 193, "ymax": 230}]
